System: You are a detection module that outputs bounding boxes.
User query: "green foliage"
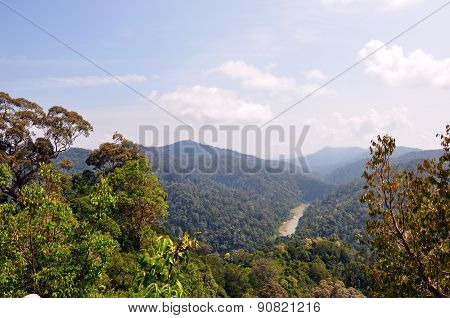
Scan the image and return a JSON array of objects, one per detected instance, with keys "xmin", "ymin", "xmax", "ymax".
[
  {"xmin": 0, "ymin": 132, "xmax": 191, "ymax": 298},
  {"xmin": 295, "ymin": 181, "xmax": 368, "ymax": 251},
  {"xmin": 197, "ymin": 238, "xmax": 369, "ymax": 298},
  {"xmin": 361, "ymin": 126, "xmax": 449, "ymax": 297},
  {"xmin": 308, "ymin": 258, "xmax": 330, "ymax": 283},
  {"xmin": 6, "ymin": 91, "xmax": 445, "ymax": 299},
  {"xmin": 106, "ymin": 158, "xmax": 168, "ymax": 249},
  {"xmin": 163, "ymin": 166, "xmax": 332, "ymax": 252},
  {"xmin": 0, "ymin": 164, "xmax": 116, "ymax": 297},
  {"xmin": 90, "ymin": 177, "xmax": 117, "ymax": 221},
  {"xmin": 250, "ymin": 258, "xmax": 287, "ymax": 297},
  {"xmin": 86, "ymin": 133, "xmax": 142, "ymax": 174},
  {"xmin": 0, "ymin": 163, "xmax": 12, "ymax": 189},
  {"xmin": 312, "ymin": 280, "xmax": 364, "ymax": 298},
  {"xmin": 0, "ymin": 151, "xmax": 370, "ymax": 298},
  {"xmin": 0, "ymin": 92, "xmax": 92, "ymax": 200},
  {"xmin": 223, "ymin": 263, "xmax": 253, "ymax": 297},
  {"xmin": 135, "ymin": 233, "xmax": 197, "ymax": 297},
  {"xmin": 179, "ymin": 256, "xmax": 225, "ymax": 297},
  {"xmin": 56, "ymin": 142, "xmax": 333, "ymax": 252}
]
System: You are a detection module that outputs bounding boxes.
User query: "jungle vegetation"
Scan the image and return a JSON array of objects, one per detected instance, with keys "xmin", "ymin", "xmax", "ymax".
[{"xmin": 1, "ymin": 92, "xmax": 448, "ymax": 297}]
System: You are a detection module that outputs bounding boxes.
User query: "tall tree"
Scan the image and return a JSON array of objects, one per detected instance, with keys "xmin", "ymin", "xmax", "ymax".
[
  {"xmin": 0, "ymin": 92, "xmax": 92, "ymax": 200},
  {"xmin": 106, "ymin": 158, "xmax": 168, "ymax": 249},
  {"xmin": 85, "ymin": 135, "xmax": 168, "ymax": 249},
  {"xmin": 361, "ymin": 125, "xmax": 449, "ymax": 297},
  {"xmin": 86, "ymin": 133, "xmax": 142, "ymax": 174}
]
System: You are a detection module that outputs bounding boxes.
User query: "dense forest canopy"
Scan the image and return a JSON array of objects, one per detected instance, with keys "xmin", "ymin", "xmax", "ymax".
[
  {"xmin": 55, "ymin": 140, "xmax": 333, "ymax": 251},
  {"xmin": 0, "ymin": 93, "xmax": 448, "ymax": 298},
  {"xmin": 295, "ymin": 180, "xmax": 368, "ymax": 251}
]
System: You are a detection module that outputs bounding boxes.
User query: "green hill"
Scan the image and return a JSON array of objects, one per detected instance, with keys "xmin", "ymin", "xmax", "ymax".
[{"xmin": 56, "ymin": 140, "xmax": 333, "ymax": 252}]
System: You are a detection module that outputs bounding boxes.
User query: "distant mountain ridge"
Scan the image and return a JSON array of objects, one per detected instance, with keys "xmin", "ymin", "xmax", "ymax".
[
  {"xmin": 143, "ymin": 140, "xmax": 333, "ymax": 251},
  {"xmin": 54, "ymin": 147, "xmax": 91, "ymax": 172},
  {"xmin": 55, "ymin": 141, "xmax": 442, "ymax": 251},
  {"xmin": 325, "ymin": 148, "xmax": 442, "ymax": 185},
  {"xmin": 289, "ymin": 146, "xmax": 421, "ymax": 178},
  {"xmin": 294, "ymin": 147, "xmax": 444, "ymax": 250},
  {"xmin": 287, "ymin": 147, "xmax": 364, "ymax": 176},
  {"xmin": 56, "ymin": 140, "xmax": 332, "ymax": 252},
  {"xmin": 299, "ymin": 146, "xmax": 367, "ymax": 168}
]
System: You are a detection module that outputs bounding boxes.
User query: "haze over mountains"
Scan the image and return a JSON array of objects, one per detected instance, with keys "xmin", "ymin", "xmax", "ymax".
[
  {"xmin": 289, "ymin": 145, "xmax": 442, "ymax": 184},
  {"xmin": 318, "ymin": 147, "xmax": 442, "ymax": 185},
  {"xmin": 55, "ymin": 140, "xmax": 442, "ymax": 251}
]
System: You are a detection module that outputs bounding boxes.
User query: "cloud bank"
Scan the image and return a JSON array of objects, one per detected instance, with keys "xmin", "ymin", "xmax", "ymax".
[
  {"xmin": 334, "ymin": 106, "xmax": 412, "ymax": 138},
  {"xmin": 157, "ymin": 85, "xmax": 273, "ymax": 124},
  {"xmin": 215, "ymin": 60, "xmax": 297, "ymax": 92},
  {"xmin": 215, "ymin": 60, "xmax": 335, "ymax": 96},
  {"xmin": 360, "ymin": 40, "xmax": 450, "ymax": 88}
]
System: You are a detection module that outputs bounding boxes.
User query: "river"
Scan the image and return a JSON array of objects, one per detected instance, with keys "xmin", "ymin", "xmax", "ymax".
[{"xmin": 278, "ymin": 203, "xmax": 309, "ymax": 237}]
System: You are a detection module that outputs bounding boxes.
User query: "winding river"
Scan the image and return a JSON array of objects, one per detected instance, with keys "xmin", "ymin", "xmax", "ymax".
[{"xmin": 278, "ymin": 203, "xmax": 309, "ymax": 237}]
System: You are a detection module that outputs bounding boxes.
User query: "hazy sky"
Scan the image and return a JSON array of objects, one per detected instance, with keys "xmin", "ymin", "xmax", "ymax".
[{"xmin": 1, "ymin": 0, "xmax": 449, "ymax": 157}]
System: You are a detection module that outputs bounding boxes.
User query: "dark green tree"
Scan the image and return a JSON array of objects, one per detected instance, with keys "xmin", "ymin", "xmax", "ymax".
[
  {"xmin": 0, "ymin": 164, "xmax": 116, "ymax": 297},
  {"xmin": 106, "ymin": 157, "xmax": 168, "ymax": 249}
]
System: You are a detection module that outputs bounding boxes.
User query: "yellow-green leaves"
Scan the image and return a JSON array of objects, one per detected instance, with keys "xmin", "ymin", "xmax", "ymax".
[
  {"xmin": 90, "ymin": 177, "xmax": 117, "ymax": 221},
  {"xmin": 136, "ymin": 233, "xmax": 197, "ymax": 298},
  {"xmin": 361, "ymin": 127, "xmax": 449, "ymax": 297},
  {"xmin": 0, "ymin": 163, "xmax": 12, "ymax": 189}
]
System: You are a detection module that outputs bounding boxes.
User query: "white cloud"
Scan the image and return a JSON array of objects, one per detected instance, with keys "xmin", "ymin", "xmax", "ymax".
[
  {"xmin": 215, "ymin": 60, "xmax": 297, "ymax": 92},
  {"xmin": 215, "ymin": 60, "xmax": 335, "ymax": 96},
  {"xmin": 304, "ymin": 69, "xmax": 329, "ymax": 80},
  {"xmin": 334, "ymin": 106, "xmax": 412, "ymax": 138},
  {"xmin": 157, "ymin": 85, "xmax": 273, "ymax": 124},
  {"xmin": 321, "ymin": 0, "xmax": 422, "ymax": 10},
  {"xmin": 359, "ymin": 40, "xmax": 450, "ymax": 88},
  {"xmin": 39, "ymin": 74, "xmax": 147, "ymax": 87}
]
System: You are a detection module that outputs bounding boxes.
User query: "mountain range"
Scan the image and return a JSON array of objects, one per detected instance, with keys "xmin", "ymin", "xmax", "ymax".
[
  {"xmin": 55, "ymin": 140, "xmax": 441, "ymax": 252},
  {"xmin": 57, "ymin": 141, "xmax": 331, "ymax": 251}
]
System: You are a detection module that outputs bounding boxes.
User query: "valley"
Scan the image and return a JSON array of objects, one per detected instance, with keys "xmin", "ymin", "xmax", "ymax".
[
  {"xmin": 2, "ymin": 0, "xmax": 449, "ymax": 301},
  {"xmin": 278, "ymin": 203, "xmax": 309, "ymax": 236},
  {"xmin": 54, "ymin": 140, "xmax": 443, "ymax": 252},
  {"xmin": 2, "ymin": 100, "xmax": 447, "ymax": 298}
]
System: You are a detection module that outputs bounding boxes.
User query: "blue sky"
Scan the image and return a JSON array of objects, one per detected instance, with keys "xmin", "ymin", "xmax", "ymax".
[{"xmin": 1, "ymin": 0, "xmax": 449, "ymax": 156}]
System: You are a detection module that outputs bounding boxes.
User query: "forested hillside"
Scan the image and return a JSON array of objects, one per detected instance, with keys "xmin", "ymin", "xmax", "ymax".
[
  {"xmin": 295, "ymin": 181, "xmax": 368, "ymax": 250},
  {"xmin": 54, "ymin": 147, "xmax": 91, "ymax": 172},
  {"xmin": 55, "ymin": 140, "xmax": 333, "ymax": 251},
  {"xmin": 195, "ymin": 237, "xmax": 370, "ymax": 297},
  {"xmin": 53, "ymin": 141, "xmax": 443, "ymax": 252},
  {"xmin": 295, "ymin": 149, "xmax": 445, "ymax": 253},
  {"xmin": 1, "ymin": 93, "xmax": 448, "ymax": 298}
]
